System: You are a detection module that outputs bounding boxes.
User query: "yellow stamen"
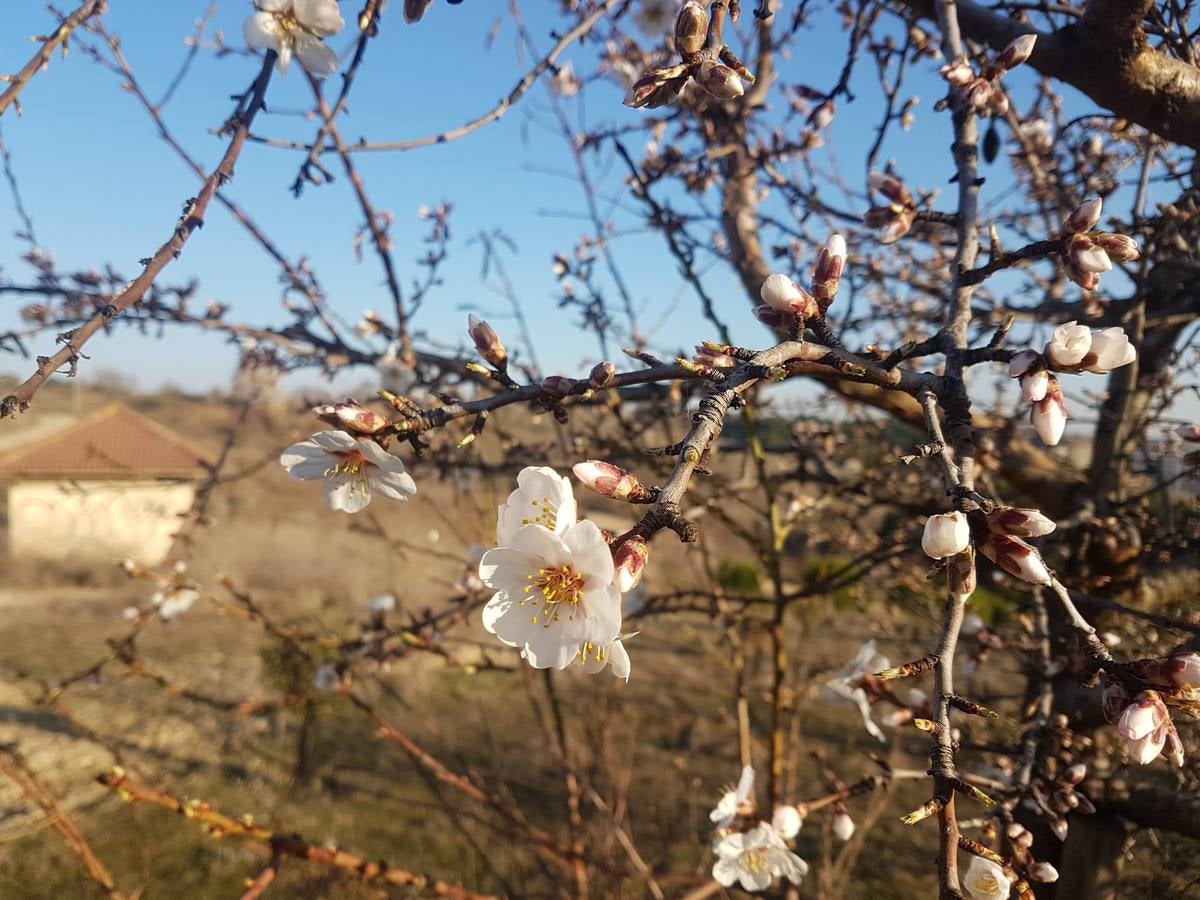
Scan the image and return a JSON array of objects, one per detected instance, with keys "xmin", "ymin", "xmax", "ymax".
[{"xmin": 521, "ymin": 564, "xmax": 585, "ymax": 627}]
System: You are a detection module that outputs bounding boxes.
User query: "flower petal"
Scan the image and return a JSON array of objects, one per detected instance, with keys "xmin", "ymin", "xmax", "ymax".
[
  {"xmin": 295, "ymin": 34, "xmax": 339, "ymax": 77},
  {"xmin": 325, "ymin": 472, "xmax": 371, "ymax": 512}
]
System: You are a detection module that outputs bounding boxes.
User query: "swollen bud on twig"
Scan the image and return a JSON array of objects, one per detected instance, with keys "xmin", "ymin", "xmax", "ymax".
[
  {"xmin": 811, "ymin": 233, "xmax": 846, "ymax": 311},
  {"xmin": 753, "ymin": 304, "xmax": 788, "ymax": 331},
  {"xmin": 540, "ymin": 375, "xmax": 574, "ymax": 397},
  {"xmin": 1064, "ymin": 197, "xmax": 1102, "ymax": 234},
  {"xmin": 572, "ymin": 460, "xmax": 650, "ymax": 502},
  {"xmin": 674, "ymin": 1, "xmax": 708, "ymax": 56},
  {"xmin": 1027, "ymin": 862, "xmax": 1059, "ymax": 884},
  {"xmin": 333, "ymin": 399, "xmax": 389, "ymax": 434},
  {"xmin": 760, "ymin": 273, "xmax": 818, "ymax": 319},
  {"xmin": 979, "ymin": 534, "xmax": 1052, "ymax": 585},
  {"xmin": 468, "ymin": 314, "xmax": 507, "ymax": 369},
  {"xmin": 1065, "ymin": 234, "xmax": 1112, "ymax": 274},
  {"xmin": 921, "ymin": 511, "xmax": 970, "ymax": 560},
  {"xmin": 1093, "ymin": 232, "xmax": 1140, "ymax": 262},
  {"xmin": 985, "ymin": 507, "xmax": 1056, "ymax": 538},
  {"xmin": 948, "ymin": 548, "xmax": 976, "ymax": 602},
  {"xmin": 624, "ymin": 67, "xmax": 688, "ymax": 109},
  {"xmin": 696, "ymin": 60, "xmax": 745, "ymax": 100},
  {"xmin": 588, "ymin": 361, "xmax": 616, "ymax": 389},
  {"xmin": 994, "ymin": 33, "xmax": 1036, "ymax": 71},
  {"xmin": 1031, "ymin": 377, "xmax": 1067, "ymax": 446},
  {"xmin": 614, "ymin": 536, "xmax": 650, "ymax": 592},
  {"xmin": 832, "ymin": 809, "xmax": 855, "ymax": 841}
]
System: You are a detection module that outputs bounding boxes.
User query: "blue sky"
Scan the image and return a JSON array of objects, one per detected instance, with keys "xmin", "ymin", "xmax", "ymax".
[{"xmin": 2, "ymin": 1, "xmax": 1189, "ymax": 425}]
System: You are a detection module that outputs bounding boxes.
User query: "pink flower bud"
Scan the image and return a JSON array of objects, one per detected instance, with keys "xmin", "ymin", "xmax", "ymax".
[
  {"xmin": 1027, "ymin": 861, "xmax": 1059, "ymax": 884},
  {"xmin": 1164, "ymin": 719, "xmax": 1186, "ymax": 767},
  {"xmin": 624, "ymin": 68, "xmax": 686, "ymax": 109},
  {"xmin": 948, "ymin": 549, "xmax": 976, "ymax": 602},
  {"xmin": 572, "ymin": 460, "xmax": 645, "ymax": 502},
  {"xmin": 832, "ymin": 810, "xmax": 855, "ymax": 841},
  {"xmin": 468, "ymin": 314, "xmax": 508, "ymax": 369},
  {"xmin": 962, "ymin": 78, "xmax": 993, "ymax": 110},
  {"xmin": 995, "ymin": 33, "xmax": 1036, "ymax": 71},
  {"xmin": 1007, "ymin": 349, "xmax": 1043, "ymax": 378},
  {"xmin": 1066, "ymin": 234, "xmax": 1112, "ymax": 274},
  {"xmin": 939, "ymin": 61, "xmax": 974, "ymax": 86},
  {"xmin": 694, "ymin": 344, "xmax": 737, "ymax": 369},
  {"xmin": 673, "ymin": 0, "xmax": 708, "ymax": 56},
  {"xmin": 614, "ymin": 536, "xmax": 649, "ymax": 592},
  {"xmin": 760, "ymin": 273, "xmax": 818, "ymax": 318},
  {"xmin": 1117, "ymin": 691, "xmax": 1168, "ymax": 741},
  {"xmin": 986, "ymin": 506, "xmax": 1056, "ymax": 538},
  {"xmin": 922, "ymin": 512, "xmax": 971, "ymax": 560},
  {"xmin": 1083, "ymin": 327, "xmax": 1136, "ymax": 373},
  {"xmin": 1065, "ymin": 197, "xmax": 1102, "ymax": 234},
  {"xmin": 1020, "ymin": 370, "xmax": 1049, "ymax": 403},
  {"xmin": 1093, "ymin": 232, "xmax": 1140, "ymax": 262},
  {"xmin": 696, "ymin": 60, "xmax": 744, "ymax": 101},
  {"xmin": 980, "ymin": 534, "xmax": 1052, "ymax": 585},
  {"xmin": 812, "ymin": 233, "xmax": 846, "ymax": 310},
  {"xmin": 333, "ymin": 399, "xmax": 389, "ymax": 435},
  {"xmin": 810, "ymin": 100, "xmax": 835, "ymax": 130},
  {"xmin": 1177, "ymin": 424, "xmax": 1200, "ymax": 442},
  {"xmin": 1167, "ymin": 652, "xmax": 1200, "ymax": 687},
  {"xmin": 1067, "ymin": 265, "xmax": 1100, "ymax": 291},
  {"xmin": 1031, "ymin": 377, "xmax": 1067, "ymax": 446},
  {"xmin": 869, "ymin": 171, "xmax": 912, "ymax": 206},
  {"xmin": 589, "ymin": 361, "xmax": 616, "ymax": 389}
]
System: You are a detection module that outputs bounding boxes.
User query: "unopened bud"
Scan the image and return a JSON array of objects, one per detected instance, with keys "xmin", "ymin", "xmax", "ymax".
[
  {"xmin": 1027, "ymin": 862, "xmax": 1059, "ymax": 884},
  {"xmin": 696, "ymin": 60, "xmax": 744, "ymax": 101},
  {"xmin": 1093, "ymin": 232, "xmax": 1140, "ymax": 262},
  {"xmin": 624, "ymin": 67, "xmax": 687, "ymax": 109},
  {"xmin": 540, "ymin": 375, "xmax": 574, "ymax": 397},
  {"xmin": 1050, "ymin": 818, "xmax": 1069, "ymax": 841},
  {"xmin": 948, "ymin": 548, "xmax": 976, "ymax": 602},
  {"xmin": 1062, "ymin": 763, "xmax": 1088, "ymax": 785},
  {"xmin": 1067, "ymin": 265, "xmax": 1100, "ymax": 291},
  {"xmin": 753, "ymin": 304, "xmax": 788, "ymax": 331},
  {"xmin": 868, "ymin": 171, "xmax": 912, "ymax": 206},
  {"xmin": 812, "ymin": 233, "xmax": 846, "ymax": 310},
  {"xmin": 832, "ymin": 810, "xmax": 855, "ymax": 841},
  {"xmin": 760, "ymin": 273, "xmax": 817, "ymax": 318},
  {"xmin": 468, "ymin": 314, "xmax": 507, "ymax": 369},
  {"xmin": 588, "ymin": 361, "xmax": 616, "ymax": 389},
  {"xmin": 939, "ymin": 60, "xmax": 974, "ymax": 86},
  {"xmin": 1031, "ymin": 377, "xmax": 1067, "ymax": 446},
  {"xmin": 572, "ymin": 460, "xmax": 647, "ymax": 502},
  {"xmin": 404, "ymin": 0, "xmax": 433, "ymax": 23},
  {"xmin": 614, "ymin": 536, "xmax": 649, "ymax": 592},
  {"xmin": 986, "ymin": 506, "xmax": 1056, "ymax": 538},
  {"xmin": 331, "ymin": 399, "xmax": 388, "ymax": 434},
  {"xmin": 995, "ymin": 33, "xmax": 1036, "ymax": 71},
  {"xmin": 1066, "ymin": 233, "xmax": 1112, "ymax": 274},
  {"xmin": 1065, "ymin": 197, "xmax": 1102, "ymax": 234},
  {"xmin": 810, "ymin": 100, "xmax": 835, "ymax": 130},
  {"xmin": 673, "ymin": 1, "xmax": 707, "ymax": 56},
  {"xmin": 980, "ymin": 534, "xmax": 1052, "ymax": 585},
  {"xmin": 1007, "ymin": 822, "xmax": 1034, "ymax": 848}
]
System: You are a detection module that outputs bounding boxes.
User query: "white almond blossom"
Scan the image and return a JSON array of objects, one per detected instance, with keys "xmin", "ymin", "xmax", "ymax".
[
  {"xmin": 712, "ymin": 824, "xmax": 809, "ymax": 893},
  {"xmin": 280, "ymin": 430, "xmax": 417, "ymax": 513},
  {"xmin": 962, "ymin": 855, "xmax": 1012, "ymax": 900},
  {"xmin": 825, "ymin": 640, "xmax": 889, "ymax": 743},
  {"xmin": 772, "ymin": 804, "xmax": 803, "ymax": 839},
  {"xmin": 153, "ymin": 586, "xmax": 199, "ymax": 621},
  {"xmin": 1084, "ymin": 327, "xmax": 1137, "ymax": 373},
  {"xmin": 710, "ymin": 765, "xmax": 756, "ymax": 829},
  {"xmin": 244, "ymin": 0, "xmax": 345, "ymax": 77},
  {"xmin": 496, "ymin": 465, "xmax": 578, "ymax": 544},
  {"xmin": 1045, "ymin": 321, "xmax": 1091, "ymax": 367},
  {"xmin": 480, "ymin": 521, "xmax": 621, "ymax": 670}
]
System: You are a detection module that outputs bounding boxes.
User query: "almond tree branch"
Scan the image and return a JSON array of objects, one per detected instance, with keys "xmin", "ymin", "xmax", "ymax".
[
  {"xmin": 0, "ymin": 52, "xmax": 278, "ymax": 419},
  {"xmin": 0, "ymin": 0, "xmax": 106, "ymax": 117}
]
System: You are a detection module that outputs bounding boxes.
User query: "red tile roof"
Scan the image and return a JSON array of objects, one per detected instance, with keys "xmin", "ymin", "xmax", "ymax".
[{"xmin": 0, "ymin": 404, "xmax": 210, "ymax": 479}]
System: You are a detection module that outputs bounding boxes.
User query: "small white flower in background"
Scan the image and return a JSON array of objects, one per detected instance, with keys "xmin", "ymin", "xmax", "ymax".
[
  {"xmin": 710, "ymin": 765, "xmax": 756, "ymax": 829},
  {"xmin": 366, "ymin": 594, "xmax": 396, "ymax": 614},
  {"xmin": 571, "ymin": 635, "xmax": 633, "ymax": 681},
  {"xmin": 962, "ymin": 854, "xmax": 1011, "ymax": 900},
  {"xmin": 1045, "ymin": 321, "xmax": 1092, "ymax": 367},
  {"xmin": 922, "ymin": 511, "xmax": 971, "ymax": 559},
  {"xmin": 153, "ymin": 586, "xmax": 199, "ymax": 621},
  {"xmin": 825, "ymin": 640, "xmax": 890, "ymax": 743},
  {"xmin": 772, "ymin": 804, "xmax": 803, "ymax": 839},
  {"xmin": 1028, "ymin": 861, "xmax": 1060, "ymax": 883},
  {"xmin": 426, "ymin": 528, "xmax": 441, "ymax": 544},
  {"xmin": 280, "ymin": 430, "xmax": 416, "ymax": 513},
  {"xmin": 712, "ymin": 823, "xmax": 809, "ymax": 892},
  {"xmin": 1084, "ymin": 327, "xmax": 1137, "ymax": 373},
  {"xmin": 121, "ymin": 606, "xmax": 140, "ymax": 622},
  {"xmin": 244, "ymin": 0, "xmax": 345, "ymax": 77},
  {"xmin": 496, "ymin": 465, "xmax": 578, "ymax": 544},
  {"xmin": 832, "ymin": 809, "xmax": 855, "ymax": 841},
  {"xmin": 480, "ymin": 520, "xmax": 621, "ymax": 670}
]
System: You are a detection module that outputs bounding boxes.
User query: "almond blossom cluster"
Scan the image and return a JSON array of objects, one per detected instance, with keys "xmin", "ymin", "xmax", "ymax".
[
  {"xmin": 1104, "ymin": 652, "xmax": 1199, "ymax": 765},
  {"xmin": 479, "ymin": 467, "xmax": 633, "ymax": 678},
  {"xmin": 922, "ymin": 506, "xmax": 1056, "ymax": 595},
  {"xmin": 1007, "ymin": 318, "xmax": 1137, "ymax": 446},
  {"xmin": 708, "ymin": 767, "xmax": 809, "ymax": 892},
  {"xmin": 1058, "ymin": 197, "xmax": 1140, "ymax": 290},
  {"xmin": 243, "ymin": 0, "xmax": 345, "ymax": 77},
  {"xmin": 624, "ymin": 2, "xmax": 755, "ymax": 109},
  {"xmin": 939, "ymin": 34, "xmax": 1036, "ymax": 116},
  {"xmin": 756, "ymin": 234, "xmax": 847, "ymax": 332}
]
